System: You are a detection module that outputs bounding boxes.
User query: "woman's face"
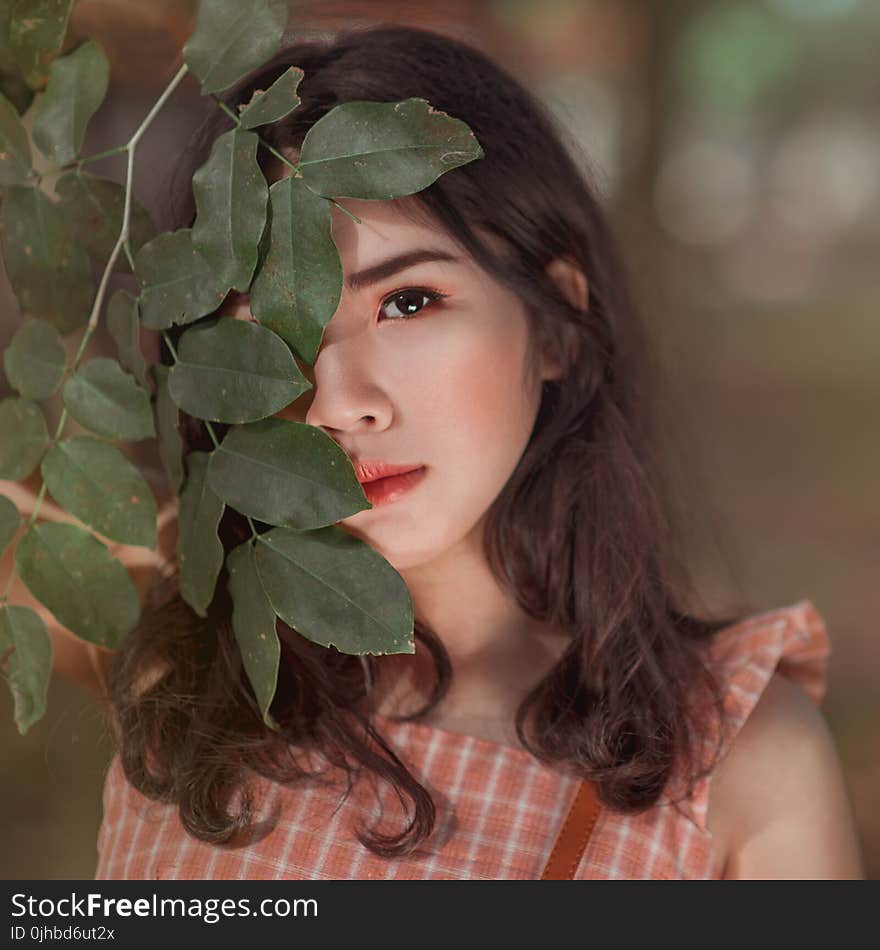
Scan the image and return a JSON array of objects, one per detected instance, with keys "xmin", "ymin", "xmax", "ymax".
[{"xmin": 226, "ymin": 196, "xmax": 556, "ymax": 572}]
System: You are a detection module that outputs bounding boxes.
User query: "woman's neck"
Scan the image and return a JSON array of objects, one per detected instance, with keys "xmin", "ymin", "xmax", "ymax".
[{"xmin": 362, "ymin": 522, "xmax": 571, "ymax": 729}]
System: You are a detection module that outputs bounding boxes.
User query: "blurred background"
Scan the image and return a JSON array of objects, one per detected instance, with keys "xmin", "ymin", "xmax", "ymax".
[{"xmin": 1, "ymin": 0, "xmax": 878, "ymax": 878}]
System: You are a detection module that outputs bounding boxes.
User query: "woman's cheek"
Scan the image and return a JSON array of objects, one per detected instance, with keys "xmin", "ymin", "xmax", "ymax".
[{"xmin": 461, "ymin": 328, "xmax": 531, "ymax": 415}]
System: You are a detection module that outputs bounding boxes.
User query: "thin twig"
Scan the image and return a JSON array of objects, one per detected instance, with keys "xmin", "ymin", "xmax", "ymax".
[
  {"xmin": 0, "ymin": 62, "xmax": 190, "ymax": 605},
  {"xmin": 210, "ymin": 93, "xmax": 362, "ymax": 224}
]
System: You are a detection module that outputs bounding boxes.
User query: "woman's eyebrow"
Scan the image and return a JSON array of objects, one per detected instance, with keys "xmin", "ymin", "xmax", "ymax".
[{"xmin": 346, "ymin": 249, "xmax": 460, "ymax": 292}]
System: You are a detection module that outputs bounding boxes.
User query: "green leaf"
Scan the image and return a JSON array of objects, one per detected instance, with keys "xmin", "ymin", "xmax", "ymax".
[
  {"xmin": 169, "ymin": 316, "xmax": 310, "ymax": 423},
  {"xmin": 15, "ymin": 521, "xmax": 140, "ymax": 647},
  {"xmin": 191, "ymin": 127, "xmax": 267, "ymax": 292},
  {"xmin": 0, "ymin": 604, "xmax": 52, "ymax": 734},
  {"xmin": 8, "ymin": 0, "xmax": 73, "ymax": 90},
  {"xmin": 238, "ymin": 66, "xmax": 303, "ymax": 129},
  {"xmin": 62, "ymin": 357, "xmax": 155, "ymax": 441},
  {"xmin": 153, "ymin": 364, "xmax": 184, "ymax": 495},
  {"xmin": 0, "ymin": 492, "xmax": 22, "ymax": 557},
  {"xmin": 226, "ymin": 538, "xmax": 280, "ymax": 729},
  {"xmin": 41, "ymin": 436, "xmax": 158, "ymax": 548},
  {"xmin": 0, "ymin": 90, "xmax": 30, "ymax": 185},
  {"xmin": 299, "ymin": 98, "xmax": 484, "ymax": 200},
  {"xmin": 106, "ymin": 291, "xmax": 147, "ymax": 386},
  {"xmin": 0, "ymin": 185, "xmax": 94, "ymax": 333},
  {"xmin": 254, "ymin": 525, "xmax": 414, "ymax": 655},
  {"xmin": 0, "ymin": 397, "xmax": 49, "ymax": 480},
  {"xmin": 183, "ymin": 0, "xmax": 288, "ymax": 94},
  {"xmin": 134, "ymin": 229, "xmax": 228, "ymax": 330},
  {"xmin": 250, "ymin": 175, "xmax": 342, "ymax": 365},
  {"xmin": 178, "ymin": 451, "xmax": 225, "ymax": 618},
  {"xmin": 207, "ymin": 417, "xmax": 370, "ymax": 529},
  {"xmin": 3, "ymin": 318, "xmax": 66, "ymax": 400},
  {"xmin": 31, "ymin": 40, "xmax": 110, "ymax": 165},
  {"xmin": 55, "ymin": 172, "xmax": 156, "ymax": 274}
]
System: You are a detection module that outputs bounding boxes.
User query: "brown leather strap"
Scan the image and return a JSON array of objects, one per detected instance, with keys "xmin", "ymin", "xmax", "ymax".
[{"xmin": 540, "ymin": 778, "xmax": 601, "ymax": 880}]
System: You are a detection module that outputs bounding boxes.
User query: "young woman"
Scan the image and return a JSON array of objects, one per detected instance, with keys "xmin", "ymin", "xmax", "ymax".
[{"xmin": 86, "ymin": 24, "xmax": 864, "ymax": 879}]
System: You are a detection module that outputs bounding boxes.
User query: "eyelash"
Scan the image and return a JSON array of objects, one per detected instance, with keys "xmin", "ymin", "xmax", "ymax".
[{"xmin": 378, "ymin": 287, "xmax": 448, "ymax": 322}]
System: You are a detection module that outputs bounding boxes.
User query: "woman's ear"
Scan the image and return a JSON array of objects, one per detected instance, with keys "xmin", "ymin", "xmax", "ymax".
[
  {"xmin": 538, "ymin": 257, "xmax": 589, "ymax": 381},
  {"xmin": 546, "ymin": 256, "xmax": 589, "ymax": 313}
]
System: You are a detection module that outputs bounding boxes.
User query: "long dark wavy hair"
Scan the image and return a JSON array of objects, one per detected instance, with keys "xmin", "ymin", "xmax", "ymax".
[{"xmin": 107, "ymin": 23, "xmax": 749, "ymax": 858}]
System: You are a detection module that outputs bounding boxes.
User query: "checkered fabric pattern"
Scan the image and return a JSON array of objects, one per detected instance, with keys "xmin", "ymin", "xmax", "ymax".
[{"xmin": 95, "ymin": 600, "xmax": 830, "ymax": 879}]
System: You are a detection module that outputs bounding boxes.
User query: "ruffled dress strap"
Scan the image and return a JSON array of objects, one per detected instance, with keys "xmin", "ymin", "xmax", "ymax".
[{"xmin": 671, "ymin": 598, "xmax": 832, "ymax": 832}]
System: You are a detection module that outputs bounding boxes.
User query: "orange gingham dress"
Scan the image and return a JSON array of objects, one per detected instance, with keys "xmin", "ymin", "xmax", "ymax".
[{"xmin": 95, "ymin": 599, "xmax": 830, "ymax": 880}]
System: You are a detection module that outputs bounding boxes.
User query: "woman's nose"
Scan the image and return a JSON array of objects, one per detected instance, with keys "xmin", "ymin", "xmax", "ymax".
[{"xmin": 272, "ymin": 334, "xmax": 392, "ymax": 434}]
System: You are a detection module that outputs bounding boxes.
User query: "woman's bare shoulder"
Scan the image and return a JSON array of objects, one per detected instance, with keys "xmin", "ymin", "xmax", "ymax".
[{"xmin": 707, "ymin": 672, "xmax": 866, "ymax": 879}]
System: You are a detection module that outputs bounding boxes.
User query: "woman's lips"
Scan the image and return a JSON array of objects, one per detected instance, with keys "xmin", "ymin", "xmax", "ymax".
[
  {"xmin": 353, "ymin": 460, "xmax": 422, "ymax": 483},
  {"xmin": 360, "ymin": 466, "xmax": 427, "ymax": 507}
]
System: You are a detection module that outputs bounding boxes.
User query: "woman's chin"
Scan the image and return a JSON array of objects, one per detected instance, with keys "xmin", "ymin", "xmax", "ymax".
[
  {"xmin": 336, "ymin": 519, "xmax": 387, "ymax": 554},
  {"xmin": 333, "ymin": 521, "xmax": 421, "ymax": 573}
]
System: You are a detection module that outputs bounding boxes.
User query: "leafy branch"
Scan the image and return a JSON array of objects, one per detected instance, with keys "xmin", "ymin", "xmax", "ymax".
[
  {"xmin": 0, "ymin": 0, "xmax": 483, "ymax": 736},
  {"xmin": 211, "ymin": 93, "xmax": 362, "ymax": 226},
  {"xmin": 0, "ymin": 63, "xmax": 189, "ymax": 602}
]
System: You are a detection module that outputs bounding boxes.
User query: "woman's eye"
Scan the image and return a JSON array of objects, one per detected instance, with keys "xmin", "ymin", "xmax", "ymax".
[{"xmin": 379, "ymin": 288, "xmax": 447, "ymax": 321}]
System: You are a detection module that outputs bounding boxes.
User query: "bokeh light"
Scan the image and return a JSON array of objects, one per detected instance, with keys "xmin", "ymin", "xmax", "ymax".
[
  {"xmin": 655, "ymin": 141, "xmax": 756, "ymax": 246},
  {"xmin": 673, "ymin": 2, "xmax": 799, "ymax": 115},
  {"xmin": 767, "ymin": 120, "xmax": 880, "ymax": 240}
]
